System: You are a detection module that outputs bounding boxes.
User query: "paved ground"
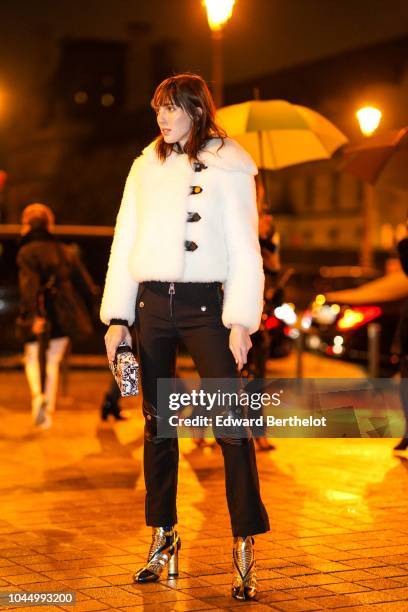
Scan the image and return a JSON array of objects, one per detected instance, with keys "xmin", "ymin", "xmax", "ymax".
[{"xmin": 0, "ymin": 354, "xmax": 408, "ymax": 611}]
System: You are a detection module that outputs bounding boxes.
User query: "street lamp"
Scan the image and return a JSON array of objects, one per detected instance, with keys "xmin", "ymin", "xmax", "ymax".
[
  {"xmin": 0, "ymin": 170, "xmax": 6, "ymax": 223},
  {"xmin": 356, "ymin": 105, "xmax": 382, "ymax": 268},
  {"xmin": 356, "ymin": 106, "xmax": 382, "ymax": 137},
  {"xmin": 203, "ymin": 0, "xmax": 236, "ymax": 108}
]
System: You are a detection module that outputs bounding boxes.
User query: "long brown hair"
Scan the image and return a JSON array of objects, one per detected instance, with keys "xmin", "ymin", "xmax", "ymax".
[{"xmin": 151, "ymin": 73, "xmax": 226, "ymax": 163}]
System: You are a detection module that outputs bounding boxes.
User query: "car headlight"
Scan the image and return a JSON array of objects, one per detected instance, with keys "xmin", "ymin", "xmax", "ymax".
[{"xmin": 274, "ymin": 303, "xmax": 297, "ymax": 326}]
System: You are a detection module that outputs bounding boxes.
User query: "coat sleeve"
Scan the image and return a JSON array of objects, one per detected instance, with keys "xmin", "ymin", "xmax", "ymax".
[
  {"xmin": 220, "ymin": 170, "xmax": 264, "ymax": 335},
  {"xmin": 100, "ymin": 160, "xmax": 140, "ymax": 326},
  {"xmin": 17, "ymin": 246, "xmax": 41, "ymax": 323}
]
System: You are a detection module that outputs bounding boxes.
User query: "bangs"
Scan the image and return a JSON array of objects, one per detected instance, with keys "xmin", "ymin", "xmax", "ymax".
[{"xmin": 151, "ymin": 80, "xmax": 183, "ymax": 111}]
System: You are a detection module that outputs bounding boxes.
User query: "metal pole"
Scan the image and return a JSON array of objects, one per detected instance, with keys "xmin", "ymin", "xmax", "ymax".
[
  {"xmin": 295, "ymin": 331, "xmax": 304, "ymax": 380},
  {"xmin": 360, "ymin": 182, "xmax": 375, "ymax": 268},
  {"xmin": 367, "ymin": 322, "xmax": 380, "ymax": 378},
  {"xmin": 211, "ymin": 29, "xmax": 223, "ymax": 108},
  {"xmin": 0, "ymin": 170, "xmax": 7, "ymax": 223},
  {"xmin": 295, "ymin": 331, "xmax": 305, "ymax": 396}
]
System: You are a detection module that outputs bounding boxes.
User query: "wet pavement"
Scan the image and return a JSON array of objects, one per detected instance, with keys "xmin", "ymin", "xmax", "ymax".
[{"xmin": 0, "ymin": 355, "xmax": 408, "ymax": 611}]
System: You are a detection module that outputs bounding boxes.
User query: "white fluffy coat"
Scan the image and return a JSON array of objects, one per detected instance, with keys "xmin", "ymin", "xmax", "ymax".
[{"xmin": 100, "ymin": 137, "xmax": 264, "ymax": 334}]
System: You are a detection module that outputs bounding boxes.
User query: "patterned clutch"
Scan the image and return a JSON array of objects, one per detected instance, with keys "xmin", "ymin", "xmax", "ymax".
[{"xmin": 109, "ymin": 343, "xmax": 139, "ymax": 396}]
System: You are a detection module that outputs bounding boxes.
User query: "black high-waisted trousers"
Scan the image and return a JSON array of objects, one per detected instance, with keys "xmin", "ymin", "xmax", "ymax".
[{"xmin": 134, "ymin": 280, "xmax": 270, "ymax": 537}]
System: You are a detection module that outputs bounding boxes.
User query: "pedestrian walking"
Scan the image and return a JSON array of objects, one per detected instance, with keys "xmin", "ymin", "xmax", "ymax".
[
  {"xmin": 16, "ymin": 203, "xmax": 96, "ymax": 429},
  {"xmin": 100, "ymin": 379, "xmax": 127, "ymax": 421},
  {"xmin": 101, "ymin": 73, "xmax": 269, "ymax": 600}
]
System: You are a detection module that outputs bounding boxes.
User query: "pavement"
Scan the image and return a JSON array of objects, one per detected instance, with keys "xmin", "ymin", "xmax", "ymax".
[{"xmin": 0, "ymin": 353, "xmax": 408, "ymax": 612}]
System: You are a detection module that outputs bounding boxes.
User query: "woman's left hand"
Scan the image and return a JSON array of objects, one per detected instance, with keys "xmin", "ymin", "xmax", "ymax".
[
  {"xmin": 229, "ymin": 324, "xmax": 252, "ymax": 371},
  {"xmin": 32, "ymin": 316, "xmax": 47, "ymax": 335}
]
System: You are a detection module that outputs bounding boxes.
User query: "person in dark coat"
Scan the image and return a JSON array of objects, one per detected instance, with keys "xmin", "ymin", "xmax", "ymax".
[
  {"xmin": 244, "ymin": 179, "xmax": 281, "ymax": 451},
  {"xmin": 17, "ymin": 203, "xmax": 96, "ymax": 429},
  {"xmin": 394, "ymin": 235, "xmax": 408, "ymax": 451},
  {"xmin": 100, "ymin": 379, "xmax": 127, "ymax": 421}
]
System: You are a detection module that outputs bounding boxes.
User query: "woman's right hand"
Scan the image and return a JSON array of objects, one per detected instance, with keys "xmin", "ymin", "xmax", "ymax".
[{"xmin": 104, "ymin": 325, "xmax": 132, "ymax": 362}]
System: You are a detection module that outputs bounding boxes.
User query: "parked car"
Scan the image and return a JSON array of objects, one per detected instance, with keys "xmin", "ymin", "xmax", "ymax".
[
  {"xmin": 285, "ymin": 264, "xmax": 380, "ymax": 309},
  {"xmin": 0, "ymin": 224, "xmax": 114, "ymax": 355},
  {"xmin": 301, "ymin": 268, "xmax": 408, "ymax": 375}
]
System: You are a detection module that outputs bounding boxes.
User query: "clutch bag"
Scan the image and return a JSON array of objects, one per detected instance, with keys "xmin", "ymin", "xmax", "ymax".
[{"xmin": 109, "ymin": 343, "xmax": 139, "ymax": 396}]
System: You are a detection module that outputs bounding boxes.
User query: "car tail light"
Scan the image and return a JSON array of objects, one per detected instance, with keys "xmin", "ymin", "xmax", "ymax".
[
  {"xmin": 265, "ymin": 315, "xmax": 281, "ymax": 330},
  {"xmin": 336, "ymin": 306, "xmax": 382, "ymax": 331}
]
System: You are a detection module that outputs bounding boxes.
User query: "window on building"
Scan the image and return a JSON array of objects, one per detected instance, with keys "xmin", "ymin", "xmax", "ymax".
[
  {"xmin": 302, "ymin": 229, "xmax": 314, "ymax": 244},
  {"xmin": 331, "ymin": 173, "xmax": 340, "ymax": 209},
  {"xmin": 305, "ymin": 176, "xmax": 315, "ymax": 209},
  {"xmin": 270, "ymin": 178, "xmax": 295, "ymax": 215},
  {"xmin": 328, "ymin": 226, "xmax": 340, "ymax": 242},
  {"xmin": 53, "ymin": 39, "xmax": 126, "ymax": 120},
  {"xmin": 356, "ymin": 180, "xmax": 364, "ymax": 210},
  {"xmin": 355, "ymin": 225, "xmax": 363, "ymax": 239}
]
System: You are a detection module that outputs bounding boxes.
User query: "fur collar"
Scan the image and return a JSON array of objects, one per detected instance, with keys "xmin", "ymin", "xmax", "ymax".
[{"xmin": 141, "ymin": 137, "xmax": 258, "ymax": 175}]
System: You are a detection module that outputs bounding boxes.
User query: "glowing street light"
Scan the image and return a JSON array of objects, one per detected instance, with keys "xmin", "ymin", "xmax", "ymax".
[
  {"xmin": 202, "ymin": 0, "xmax": 236, "ymax": 108},
  {"xmin": 356, "ymin": 106, "xmax": 382, "ymax": 268},
  {"xmin": 203, "ymin": 0, "xmax": 235, "ymax": 30},
  {"xmin": 356, "ymin": 106, "xmax": 382, "ymax": 136}
]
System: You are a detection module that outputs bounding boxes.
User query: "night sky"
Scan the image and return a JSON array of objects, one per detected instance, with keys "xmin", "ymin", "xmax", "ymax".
[{"xmin": 1, "ymin": 0, "xmax": 407, "ymax": 98}]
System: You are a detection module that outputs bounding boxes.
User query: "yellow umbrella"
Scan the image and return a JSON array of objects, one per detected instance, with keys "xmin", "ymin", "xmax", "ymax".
[{"xmin": 216, "ymin": 99, "xmax": 348, "ymax": 170}]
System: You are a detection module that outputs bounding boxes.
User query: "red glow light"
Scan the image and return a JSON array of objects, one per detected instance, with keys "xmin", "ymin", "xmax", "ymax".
[
  {"xmin": 265, "ymin": 315, "xmax": 280, "ymax": 330},
  {"xmin": 336, "ymin": 305, "xmax": 382, "ymax": 331}
]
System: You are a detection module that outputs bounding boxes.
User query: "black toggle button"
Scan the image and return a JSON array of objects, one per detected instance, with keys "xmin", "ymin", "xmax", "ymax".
[
  {"xmin": 193, "ymin": 161, "xmax": 208, "ymax": 172},
  {"xmin": 185, "ymin": 240, "xmax": 198, "ymax": 251},
  {"xmin": 190, "ymin": 185, "xmax": 203, "ymax": 195},
  {"xmin": 187, "ymin": 212, "xmax": 201, "ymax": 222}
]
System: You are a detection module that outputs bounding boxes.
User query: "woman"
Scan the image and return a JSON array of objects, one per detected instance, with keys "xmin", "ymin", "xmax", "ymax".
[
  {"xmin": 101, "ymin": 73, "xmax": 270, "ymax": 600},
  {"xmin": 17, "ymin": 203, "xmax": 96, "ymax": 429}
]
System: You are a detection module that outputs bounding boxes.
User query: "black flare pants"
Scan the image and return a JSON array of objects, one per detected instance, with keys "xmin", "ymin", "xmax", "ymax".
[{"xmin": 134, "ymin": 280, "xmax": 270, "ymax": 537}]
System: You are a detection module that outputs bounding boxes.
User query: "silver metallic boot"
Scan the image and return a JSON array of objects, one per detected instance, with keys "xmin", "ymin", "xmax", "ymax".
[
  {"xmin": 231, "ymin": 536, "xmax": 257, "ymax": 600},
  {"xmin": 133, "ymin": 527, "xmax": 181, "ymax": 583}
]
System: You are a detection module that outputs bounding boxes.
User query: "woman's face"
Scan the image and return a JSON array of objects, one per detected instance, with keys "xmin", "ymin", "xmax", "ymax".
[{"xmin": 156, "ymin": 103, "xmax": 193, "ymax": 147}]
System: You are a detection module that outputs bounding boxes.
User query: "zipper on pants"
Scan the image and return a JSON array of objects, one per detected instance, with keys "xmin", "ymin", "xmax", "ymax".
[{"xmin": 168, "ymin": 282, "xmax": 175, "ymax": 318}]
